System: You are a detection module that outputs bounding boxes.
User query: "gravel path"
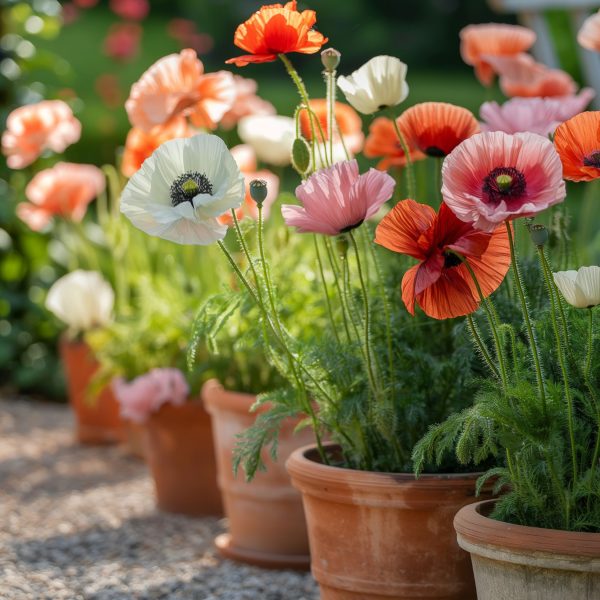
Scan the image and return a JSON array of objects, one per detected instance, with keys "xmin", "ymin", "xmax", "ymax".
[{"xmin": 0, "ymin": 399, "xmax": 319, "ymax": 600}]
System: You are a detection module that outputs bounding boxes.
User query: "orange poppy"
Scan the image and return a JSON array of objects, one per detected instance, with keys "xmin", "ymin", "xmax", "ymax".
[
  {"xmin": 396, "ymin": 102, "xmax": 480, "ymax": 158},
  {"xmin": 364, "ymin": 117, "xmax": 426, "ymax": 171},
  {"xmin": 225, "ymin": 1, "xmax": 328, "ymax": 67},
  {"xmin": 554, "ymin": 111, "xmax": 600, "ymax": 182},
  {"xmin": 375, "ymin": 199, "xmax": 511, "ymax": 320},
  {"xmin": 460, "ymin": 23, "xmax": 536, "ymax": 86},
  {"xmin": 299, "ymin": 99, "xmax": 364, "ymax": 154}
]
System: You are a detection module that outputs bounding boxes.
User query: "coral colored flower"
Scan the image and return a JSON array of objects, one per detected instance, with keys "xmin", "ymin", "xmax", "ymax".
[
  {"xmin": 220, "ymin": 75, "xmax": 276, "ymax": 130},
  {"xmin": 375, "ymin": 200, "xmax": 511, "ymax": 320},
  {"xmin": 121, "ymin": 119, "xmax": 192, "ymax": 178},
  {"xmin": 18, "ymin": 163, "xmax": 105, "ymax": 231},
  {"xmin": 109, "ymin": 0, "xmax": 149, "ymax": 21},
  {"xmin": 225, "ymin": 1, "xmax": 328, "ymax": 67},
  {"xmin": 578, "ymin": 10, "xmax": 600, "ymax": 52},
  {"xmin": 397, "ymin": 102, "xmax": 479, "ymax": 158},
  {"xmin": 337, "ymin": 55, "xmax": 409, "ymax": 115},
  {"xmin": 554, "ymin": 111, "xmax": 600, "ymax": 182},
  {"xmin": 460, "ymin": 23, "xmax": 536, "ymax": 86},
  {"xmin": 281, "ymin": 159, "xmax": 395, "ymax": 235},
  {"xmin": 299, "ymin": 98, "xmax": 364, "ymax": 154},
  {"xmin": 554, "ymin": 266, "xmax": 600, "ymax": 309},
  {"xmin": 103, "ymin": 22, "xmax": 142, "ymax": 62},
  {"xmin": 2, "ymin": 100, "xmax": 81, "ymax": 169},
  {"xmin": 238, "ymin": 114, "xmax": 295, "ymax": 166},
  {"xmin": 442, "ymin": 131, "xmax": 566, "ymax": 232},
  {"xmin": 364, "ymin": 117, "xmax": 426, "ymax": 170},
  {"xmin": 480, "ymin": 90, "xmax": 596, "ymax": 137},
  {"xmin": 125, "ymin": 49, "xmax": 235, "ymax": 132}
]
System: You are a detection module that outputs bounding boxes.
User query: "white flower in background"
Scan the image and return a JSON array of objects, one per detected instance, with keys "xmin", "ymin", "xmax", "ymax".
[
  {"xmin": 120, "ymin": 134, "xmax": 244, "ymax": 245},
  {"xmin": 311, "ymin": 140, "xmax": 352, "ymax": 171},
  {"xmin": 553, "ymin": 266, "xmax": 600, "ymax": 308},
  {"xmin": 237, "ymin": 115, "xmax": 295, "ymax": 166},
  {"xmin": 45, "ymin": 270, "xmax": 114, "ymax": 333},
  {"xmin": 337, "ymin": 55, "xmax": 409, "ymax": 115}
]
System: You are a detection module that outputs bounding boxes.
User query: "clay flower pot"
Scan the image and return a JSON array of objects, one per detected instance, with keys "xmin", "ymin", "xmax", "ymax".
[
  {"xmin": 202, "ymin": 379, "xmax": 313, "ymax": 570},
  {"xmin": 287, "ymin": 444, "xmax": 491, "ymax": 600},
  {"xmin": 59, "ymin": 337, "xmax": 123, "ymax": 444},
  {"xmin": 144, "ymin": 399, "xmax": 222, "ymax": 516},
  {"xmin": 123, "ymin": 421, "xmax": 147, "ymax": 460},
  {"xmin": 454, "ymin": 499, "xmax": 600, "ymax": 600}
]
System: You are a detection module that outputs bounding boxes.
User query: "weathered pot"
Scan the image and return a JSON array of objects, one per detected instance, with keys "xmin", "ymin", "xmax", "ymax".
[
  {"xmin": 454, "ymin": 499, "xmax": 600, "ymax": 600},
  {"xmin": 287, "ymin": 444, "xmax": 489, "ymax": 600},
  {"xmin": 145, "ymin": 399, "xmax": 222, "ymax": 516},
  {"xmin": 59, "ymin": 337, "xmax": 123, "ymax": 444},
  {"xmin": 202, "ymin": 379, "xmax": 312, "ymax": 570}
]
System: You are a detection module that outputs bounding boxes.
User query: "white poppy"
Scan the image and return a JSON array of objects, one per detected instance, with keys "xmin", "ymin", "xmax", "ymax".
[
  {"xmin": 337, "ymin": 55, "xmax": 409, "ymax": 115},
  {"xmin": 553, "ymin": 266, "xmax": 600, "ymax": 308},
  {"xmin": 46, "ymin": 270, "xmax": 114, "ymax": 333},
  {"xmin": 120, "ymin": 134, "xmax": 244, "ymax": 245},
  {"xmin": 237, "ymin": 115, "xmax": 295, "ymax": 167}
]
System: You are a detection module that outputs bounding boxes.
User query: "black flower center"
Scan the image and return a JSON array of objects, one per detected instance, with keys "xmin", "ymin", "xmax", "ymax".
[
  {"xmin": 482, "ymin": 166, "xmax": 526, "ymax": 206},
  {"xmin": 170, "ymin": 172, "xmax": 213, "ymax": 207},
  {"xmin": 443, "ymin": 251, "xmax": 462, "ymax": 269},
  {"xmin": 340, "ymin": 219, "xmax": 364, "ymax": 233},
  {"xmin": 425, "ymin": 146, "xmax": 446, "ymax": 158},
  {"xmin": 583, "ymin": 150, "xmax": 600, "ymax": 168}
]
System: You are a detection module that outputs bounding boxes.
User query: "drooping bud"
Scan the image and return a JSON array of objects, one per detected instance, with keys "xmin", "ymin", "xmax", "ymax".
[
  {"xmin": 336, "ymin": 234, "xmax": 349, "ymax": 259},
  {"xmin": 291, "ymin": 137, "xmax": 311, "ymax": 175},
  {"xmin": 529, "ymin": 223, "xmax": 549, "ymax": 247},
  {"xmin": 249, "ymin": 179, "xmax": 268, "ymax": 208},
  {"xmin": 321, "ymin": 48, "xmax": 341, "ymax": 72}
]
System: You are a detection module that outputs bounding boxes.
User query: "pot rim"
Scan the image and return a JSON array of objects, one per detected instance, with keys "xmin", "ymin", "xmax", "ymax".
[
  {"xmin": 201, "ymin": 378, "xmax": 258, "ymax": 415},
  {"xmin": 454, "ymin": 499, "xmax": 600, "ymax": 558}
]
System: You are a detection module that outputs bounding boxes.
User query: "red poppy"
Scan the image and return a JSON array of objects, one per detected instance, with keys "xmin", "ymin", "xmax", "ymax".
[
  {"xmin": 554, "ymin": 111, "xmax": 600, "ymax": 182},
  {"xmin": 225, "ymin": 1, "xmax": 328, "ymax": 67},
  {"xmin": 375, "ymin": 199, "xmax": 511, "ymax": 319}
]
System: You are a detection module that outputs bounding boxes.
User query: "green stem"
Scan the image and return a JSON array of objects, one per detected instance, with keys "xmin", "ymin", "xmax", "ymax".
[
  {"xmin": 325, "ymin": 68, "xmax": 336, "ymax": 166},
  {"xmin": 390, "ymin": 114, "xmax": 416, "ymax": 200},
  {"xmin": 324, "ymin": 238, "xmax": 352, "ymax": 342},
  {"xmin": 467, "ymin": 315, "xmax": 501, "ymax": 380},
  {"xmin": 586, "ymin": 308, "xmax": 594, "ymax": 382},
  {"xmin": 313, "ymin": 235, "xmax": 340, "ymax": 344}
]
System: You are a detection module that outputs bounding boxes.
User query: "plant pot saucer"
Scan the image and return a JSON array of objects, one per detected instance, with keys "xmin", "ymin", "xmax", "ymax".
[{"xmin": 215, "ymin": 533, "xmax": 310, "ymax": 571}]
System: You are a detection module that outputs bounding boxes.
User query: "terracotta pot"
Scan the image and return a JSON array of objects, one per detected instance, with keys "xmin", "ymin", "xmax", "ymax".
[
  {"xmin": 144, "ymin": 399, "xmax": 222, "ymax": 517},
  {"xmin": 454, "ymin": 499, "xmax": 600, "ymax": 600},
  {"xmin": 59, "ymin": 337, "xmax": 124, "ymax": 445},
  {"xmin": 123, "ymin": 421, "xmax": 147, "ymax": 460},
  {"xmin": 202, "ymin": 379, "xmax": 312, "ymax": 570},
  {"xmin": 287, "ymin": 444, "xmax": 491, "ymax": 600}
]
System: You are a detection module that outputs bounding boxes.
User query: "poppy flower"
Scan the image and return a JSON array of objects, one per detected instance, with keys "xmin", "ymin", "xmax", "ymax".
[
  {"xmin": 125, "ymin": 49, "xmax": 235, "ymax": 132},
  {"xmin": 460, "ymin": 23, "xmax": 536, "ymax": 86},
  {"xmin": 220, "ymin": 75, "xmax": 276, "ymax": 130},
  {"xmin": 237, "ymin": 114, "xmax": 295, "ymax": 166},
  {"xmin": 120, "ymin": 134, "xmax": 244, "ymax": 245},
  {"xmin": 18, "ymin": 163, "xmax": 105, "ymax": 231},
  {"xmin": 396, "ymin": 102, "xmax": 480, "ymax": 158},
  {"xmin": 281, "ymin": 159, "xmax": 395, "ymax": 236},
  {"xmin": 442, "ymin": 131, "xmax": 566, "ymax": 232},
  {"xmin": 554, "ymin": 266, "xmax": 600, "ymax": 309},
  {"xmin": 578, "ymin": 10, "xmax": 600, "ymax": 52},
  {"xmin": 375, "ymin": 199, "xmax": 511, "ymax": 320},
  {"xmin": 364, "ymin": 117, "xmax": 425, "ymax": 171},
  {"xmin": 554, "ymin": 111, "xmax": 600, "ymax": 182},
  {"xmin": 299, "ymin": 98, "xmax": 364, "ymax": 154},
  {"xmin": 337, "ymin": 55, "xmax": 409, "ymax": 115},
  {"xmin": 225, "ymin": 1, "xmax": 328, "ymax": 67}
]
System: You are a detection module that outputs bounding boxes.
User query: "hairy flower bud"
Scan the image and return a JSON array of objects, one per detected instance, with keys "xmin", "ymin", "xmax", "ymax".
[
  {"xmin": 529, "ymin": 223, "xmax": 549, "ymax": 247},
  {"xmin": 321, "ymin": 48, "xmax": 341, "ymax": 72},
  {"xmin": 249, "ymin": 179, "xmax": 268, "ymax": 207},
  {"xmin": 291, "ymin": 137, "xmax": 311, "ymax": 175}
]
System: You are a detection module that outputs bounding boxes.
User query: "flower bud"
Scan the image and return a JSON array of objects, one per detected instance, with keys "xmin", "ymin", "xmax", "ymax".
[
  {"xmin": 336, "ymin": 234, "xmax": 349, "ymax": 259},
  {"xmin": 529, "ymin": 223, "xmax": 549, "ymax": 247},
  {"xmin": 291, "ymin": 137, "xmax": 311, "ymax": 175},
  {"xmin": 249, "ymin": 179, "xmax": 268, "ymax": 207},
  {"xmin": 321, "ymin": 48, "xmax": 341, "ymax": 72}
]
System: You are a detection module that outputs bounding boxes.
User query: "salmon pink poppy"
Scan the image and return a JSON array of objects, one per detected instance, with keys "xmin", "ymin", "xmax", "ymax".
[
  {"xmin": 578, "ymin": 10, "xmax": 600, "ymax": 52},
  {"xmin": 375, "ymin": 199, "xmax": 511, "ymax": 320},
  {"xmin": 125, "ymin": 49, "xmax": 235, "ymax": 132},
  {"xmin": 225, "ymin": 1, "xmax": 328, "ymax": 68},
  {"xmin": 220, "ymin": 75, "xmax": 275, "ymax": 130},
  {"xmin": 442, "ymin": 131, "xmax": 566, "ymax": 232},
  {"xmin": 18, "ymin": 163, "xmax": 105, "ymax": 231},
  {"xmin": 282, "ymin": 159, "xmax": 395, "ymax": 235},
  {"xmin": 554, "ymin": 111, "xmax": 600, "ymax": 182},
  {"xmin": 460, "ymin": 23, "xmax": 536, "ymax": 86},
  {"xmin": 2, "ymin": 100, "xmax": 81, "ymax": 169},
  {"xmin": 364, "ymin": 117, "xmax": 425, "ymax": 171},
  {"xmin": 397, "ymin": 102, "xmax": 480, "ymax": 158}
]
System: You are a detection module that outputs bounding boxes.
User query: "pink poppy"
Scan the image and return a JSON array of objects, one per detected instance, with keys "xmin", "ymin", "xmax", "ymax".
[
  {"xmin": 578, "ymin": 10, "xmax": 600, "ymax": 52},
  {"xmin": 18, "ymin": 163, "xmax": 105, "ymax": 231},
  {"xmin": 2, "ymin": 100, "xmax": 81, "ymax": 169},
  {"xmin": 281, "ymin": 159, "xmax": 395, "ymax": 236},
  {"xmin": 149, "ymin": 368, "xmax": 189, "ymax": 406},
  {"xmin": 442, "ymin": 131, "xmax": 566, "ymax": 232},
  {"xmin": 109, "ymin": 0, "xmax": 149, "ymax": 21},
  {"xmin": 125, "ymin": 49, "xmax": 235, "ymax": 132},
  {"xmin": 220, "ymin": 75, "xmax": 276, "ymax": 130},
  {"xmin": 103, "ymin": 22, "xmax": 142, "ymax": 62},
  {"xmin": 480, "ymin": 89, "xmax": 596, "ymax": 137}
]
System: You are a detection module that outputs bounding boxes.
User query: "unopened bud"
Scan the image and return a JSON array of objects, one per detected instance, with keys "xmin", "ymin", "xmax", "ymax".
[
  {"xmin": 529, "ymin": 224, "xmax": 549, "ymax": 247},
  {"xmin": 249, "ymin": 179, "xmax": 268, "ymax": 207},
  {"xmin": 336, "ymin": 235, "xmax": 349, "ymax": 259},
  {"xmin": 321, "ymin": 48, "xmax": 341, "ymax": 72},
  {"xmin": 291, "ymin": 137, "xmax": 311, "ymax": 175}
]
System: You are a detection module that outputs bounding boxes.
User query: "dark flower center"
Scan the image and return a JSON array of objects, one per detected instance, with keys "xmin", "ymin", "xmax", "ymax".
[
  {"xmin": 443, "ymin": 251, "xmax": 462, "ymax": 269},
  {"xmin": 583, "ymin": 150, "xmax": 600, "ymax": 168},
  {"xmin": 482, "ymin": 166, "xmax": 526, "ymax": 205},
  {"xmin": 340, "ymin": 219, "xmax": 364, "ymax": 233},
  {"xmin": 425, "ymin": 146, "xmax": 446, "ymax": 158},
  {"xmin": 170, "ymin": 172, "xmax": 213, "ymax": 207}
]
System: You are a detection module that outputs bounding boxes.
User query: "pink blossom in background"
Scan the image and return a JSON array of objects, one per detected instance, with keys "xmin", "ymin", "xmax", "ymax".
[
  {"xmin": 480, "ymin": 89, "xmax": 596, "ymax": 137},
  {"xmin": 95, "ymin": 74, "xmax": 123, "ymax": 109},
  {"xmin": 150, "ymin": 369, "xmax": 189, "ymax": 407},
  {"xmin": 282, "ymin": 159, "xmax": 395, "ymax": 236},
  {"xmin": 220, "ymin": 75, "xmax": 276, "ymax": 130},
  {"xmin": 104, "ymin": 22, "xmax": 142, "ymax": 62},
  {"xmin": 578, "ymin": 10, "xmax": 600, "ymax": 52},
  {"xmin": 18, "ymin": 163, "xmax": 105, "ymax": 231},
  {"xmin": 442, "ymin": 131, "xmax": 566, "ymax": 232},
  {"xmin": 72, "ymin": 0, "xmax": 99, "ymax": 7},
  {"xmin": 61, "ymin": 3, "xmax": 80, "ymax": 25},
  {"xmin": 167, "ymin": 19, "xmax": 214, "ymax": 54},
  {"xmin": 2, "ymin": 100, "xmax": 81, "ymax": 169},
  {"xmin": 109, "ymin": 0, "xmax": 149, "ymax": 21}
]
